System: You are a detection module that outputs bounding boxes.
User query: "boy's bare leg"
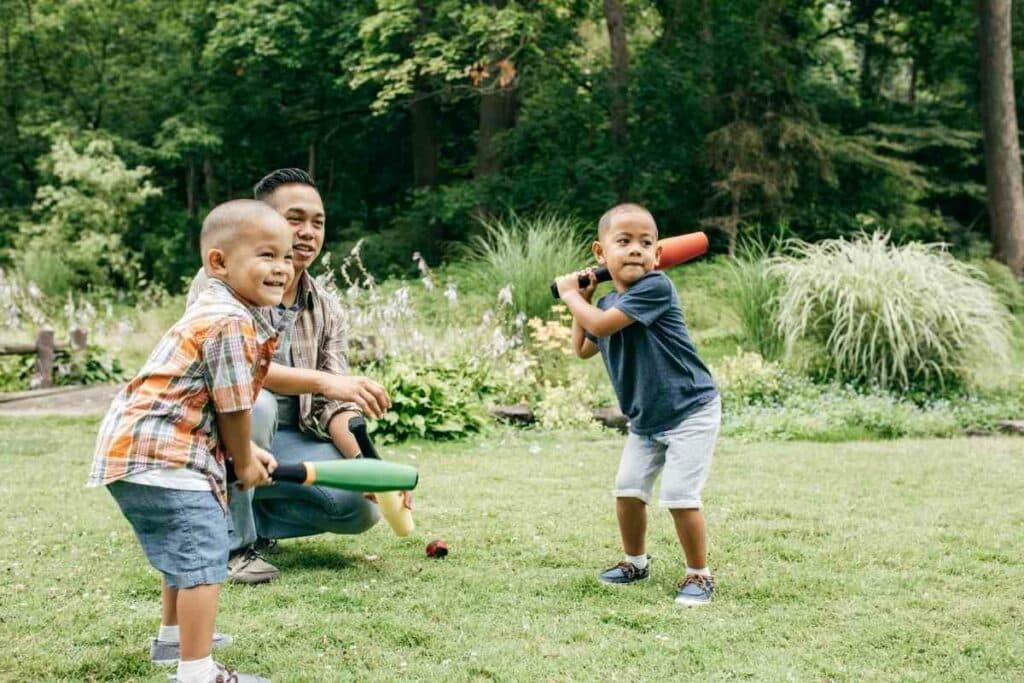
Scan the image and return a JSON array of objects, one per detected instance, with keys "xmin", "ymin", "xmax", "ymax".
[
  {"xmin": 616, "ymin": 497, "xmax": 647, "ymax": 556},
  {"xmin": 161, "ymin": 581, "xmax": 178, "ymax": 626},
  {"xmin": 177, "ymin": 584, "xmax": 220, "ymax": 661},
  {"xmin": 670, "ymin": 508, "xmax": 707, "ymax": 569}
]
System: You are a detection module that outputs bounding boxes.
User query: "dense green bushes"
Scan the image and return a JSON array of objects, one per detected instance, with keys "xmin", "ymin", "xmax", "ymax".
[{"xmin": 5, "ymin": 212, "xmax": 1023, "ymax": 444}]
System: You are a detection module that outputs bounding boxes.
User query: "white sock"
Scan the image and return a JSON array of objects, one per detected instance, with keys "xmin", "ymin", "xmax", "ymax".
[
  {"xmin": 687, "ymin": 565, "xmax": 711, "ymax": 577},
  {"xmin": 626, "ymin": 553, "xmax": 648, "ymax": 570},
  {"xmin": 176, "ymin": 656, "xmax": 215, "ymax": 683},
  {"xmin": 158, "ymin": 624, "xmax": 180, "ymax": 643}
]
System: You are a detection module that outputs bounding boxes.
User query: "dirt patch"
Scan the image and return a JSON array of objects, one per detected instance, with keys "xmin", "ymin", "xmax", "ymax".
[{"xmin": 0, "ymin": 384, "xmax": 122, "ymax": 417}]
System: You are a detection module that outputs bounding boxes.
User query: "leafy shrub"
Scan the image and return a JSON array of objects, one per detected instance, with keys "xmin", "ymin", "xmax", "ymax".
[
  {"xmin": 523, "ymin": 305, "xmax": 577, "ymax": 387},
  {"xmin": 975, "ymin": 258, "xmax": 1024, "ymax": 321},
  {"xmin": 366, "ymin": 358, "xmax": 489, "ymax": 444},
  {"xmin": 54, "ymin": 346, "xmax": 127, "ymax": 386},
  {"xmin": 0, "ymin": 346, "xmax": 126, "ymax": 392},
  {"xmin": 455, "ymin": 212, "xmax": 592, "ymax": 319},
  {"xmin": 15, "ymin": 135, "xmax": 160, "ymax": 294},
  {"xmin": 712, "ymin": 350, "xmax": 807, "ymax": 406},
  {"xmin": 769, "ymin": 233, "xmax": 1011, "ymax": 392},
  {"xmin": 534, "ymin": 375, "xmax": 599, "ymax": 431},
  {"xmin": 720, "ymin": 381, "xmax": 1024, "ymax": 442}
]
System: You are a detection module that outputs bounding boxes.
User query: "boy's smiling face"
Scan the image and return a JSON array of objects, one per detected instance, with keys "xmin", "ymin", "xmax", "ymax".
[
  {"xmin": 594, "ymin": 209, "xmax": 662, "ymax": 290},
  {"xmin": 216, "ymin": 215, "xmax": 295, "ymax": 307}
]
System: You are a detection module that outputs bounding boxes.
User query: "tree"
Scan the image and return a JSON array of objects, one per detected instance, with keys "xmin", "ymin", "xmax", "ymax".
[
  {"xmin": 603, "ymin": 0, "xmax": 630, "ymax": 200},
  {"xmin": 978, "ymin": 0, "xmax": 1024, "ymax": 277}
]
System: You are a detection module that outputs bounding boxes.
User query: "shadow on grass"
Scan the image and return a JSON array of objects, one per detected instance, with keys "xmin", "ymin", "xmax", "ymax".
[{"xmin": 268, "ymin": 544, "xmax": 361, "ymax": 572}]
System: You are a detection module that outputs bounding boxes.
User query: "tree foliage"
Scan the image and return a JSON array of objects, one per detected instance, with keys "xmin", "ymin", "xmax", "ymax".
[{"xmin": 0, "ymin": 0, "xmax": 1008, "ymax": 291}]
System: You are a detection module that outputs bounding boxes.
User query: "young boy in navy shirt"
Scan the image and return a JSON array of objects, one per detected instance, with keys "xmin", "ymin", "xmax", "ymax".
[{"xmin": 555, "ymin": 203, "xmax": 721, "ymax": 606}]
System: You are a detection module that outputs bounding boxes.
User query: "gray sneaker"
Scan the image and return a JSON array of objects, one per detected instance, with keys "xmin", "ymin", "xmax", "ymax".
[
  {"xmin": 675, "ymin": 573, "xmax": 715, "ymax": 606},
  {"xmin": 227, "ymin": 547, "xmax": 279, "ymax": 585},
  {"xmin": 150, "ymin": 632, "xmax": 233, "ymax": 665},
  {"xmin": 168, "ymin": 661, "xmax": 270, "ymax": 682},
  {"xmin": 597, "ymin": 558, "xmax": 651, "ymax": 586}
]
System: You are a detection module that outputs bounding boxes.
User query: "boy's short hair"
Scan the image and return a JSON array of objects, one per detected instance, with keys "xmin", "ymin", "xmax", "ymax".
[
  {"xmin": 598, "ymin": 203, "xmax": 658, "ymax": 238},
  {"xmin": 199, "ymin": 199, "xmax": 282, "ymax": 254},
  {"xmin": 253, "ymin": 168, "xmax": 317, "ymax": 200}
]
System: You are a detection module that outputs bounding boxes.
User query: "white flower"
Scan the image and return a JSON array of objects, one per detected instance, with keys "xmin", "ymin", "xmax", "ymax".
[
  {"xmin": 444, "ymin": 282, "xmax": 458, "ymax": 306},
  {"xmin": 497, "ymin": 284, "xmax": 514, "ymax": 308},
  {"xmin": 421, "ymin": 276, "xmax": 434, "ymax": 291}
]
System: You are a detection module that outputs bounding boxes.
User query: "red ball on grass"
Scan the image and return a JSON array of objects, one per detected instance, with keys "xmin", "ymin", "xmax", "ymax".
[{"xmin": 426, "ymin": 539, "xmax": 449, "ymax": 558}]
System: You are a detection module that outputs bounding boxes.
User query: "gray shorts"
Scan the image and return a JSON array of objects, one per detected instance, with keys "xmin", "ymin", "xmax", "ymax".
[
  {"xmin": 614, "ymin": 396, "xmax": 721, "ymax": 509},
  {"xmin": 108, "ymin": 481, "xmax": 229, "ymax": 589}
]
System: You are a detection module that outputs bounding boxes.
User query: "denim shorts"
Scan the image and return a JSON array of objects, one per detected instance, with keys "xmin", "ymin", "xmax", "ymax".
[
  {"xmin": 108, "ymin": 481, "xmax": 229, "ymax": 588},
  {"xmin": 613, "ymin": 396, "xmax": 721, "ymax": 509}
]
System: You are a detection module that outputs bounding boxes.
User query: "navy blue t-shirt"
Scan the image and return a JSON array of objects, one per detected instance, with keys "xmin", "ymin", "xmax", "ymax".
[{"xmin": 588, "ymin": 271, "xmax": 718, "ymax": 435}]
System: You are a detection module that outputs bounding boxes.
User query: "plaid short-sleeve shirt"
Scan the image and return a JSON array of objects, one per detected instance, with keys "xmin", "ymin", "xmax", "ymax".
[
  {"xmin": 188, "ymin": 269, "xmax": 360, "ymax": 439},
  {"xmin": 88, "ymin": 280, "xmax": 296, "ymax": 500}
]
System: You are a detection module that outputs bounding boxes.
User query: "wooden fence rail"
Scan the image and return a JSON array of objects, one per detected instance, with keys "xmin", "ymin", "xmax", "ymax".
[{"xmin": 0, "ymin": 328, "xmax": 88, "ymax": 389}]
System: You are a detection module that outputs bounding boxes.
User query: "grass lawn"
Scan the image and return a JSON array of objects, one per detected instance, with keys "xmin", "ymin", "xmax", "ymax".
[{"xmin": 1, "ymin": 417, "xmax": 1022, "ymax": 681}]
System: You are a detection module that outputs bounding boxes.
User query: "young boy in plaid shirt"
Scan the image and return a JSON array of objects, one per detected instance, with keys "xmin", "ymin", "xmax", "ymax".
[{"xmin": 89, "ymin": 200, "xmax": 295, "ymax": 683}]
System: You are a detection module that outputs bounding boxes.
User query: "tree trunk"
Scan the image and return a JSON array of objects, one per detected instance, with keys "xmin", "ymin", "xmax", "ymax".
[
  {"xmin": 475, "ymin": 87, "xmax": 515, "ymax": 179},
  {"xmin": 186, "ymin": 160, "xmax": 196, "ymax": 218},
  {"xmin": 410, "ymin": 88, "xmax": 442, "ymax": 262},
  {"xmin": 859, "ymin": 15, "xmax": 877, "ymax": 103},
  {"xmin": 908, "ymin": 57, "xmax": 917, "ymax": 106},
  {"xmin": 411, "ymin": 0, "xmax": 439, "ymax": 191},
  {"xmin": 978, "ymin": 0, "xmax": 1024, "ymax": 276},
  {"xmin": 411, "ymin": 93, "xmax": 439, "ymax": 188},
  {"xmin": 307, "ymin": 141, "xmax": 317, "ymax": 182},
  {"xmin": 604, "ymin": 0, "xmax": 630, "ymax": 200},
  {"xmin": 474, "ymin": 0, "xmax": 514, "ymax": 183},
  {"xmin": 203, "ymin": 158, "xmax": 216, "ymax": 205}
]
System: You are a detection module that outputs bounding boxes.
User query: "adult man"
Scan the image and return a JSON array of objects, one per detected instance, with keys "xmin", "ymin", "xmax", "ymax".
[{"xmin": 188, "ymin": 168, "xmax": 403, "ymax": 584}]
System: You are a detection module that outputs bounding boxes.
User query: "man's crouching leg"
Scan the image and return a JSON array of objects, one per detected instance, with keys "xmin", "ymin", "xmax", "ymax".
[
  {"xmin": 226, "ymin": 390, "xmax": 281, "ymax": 585},
  {"xmin": 251, "ymin": 427, "xmax": 381, "ymax": 543}
]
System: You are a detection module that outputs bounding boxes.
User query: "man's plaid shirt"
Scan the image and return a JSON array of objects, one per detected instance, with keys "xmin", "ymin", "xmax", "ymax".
[
  {"xmin": 188, "ymin": 269, "xmax": 359, "ymax": 439},
  {"xmin": 89, "ymin": 280, "xmax": 295, "ymax": 499}
]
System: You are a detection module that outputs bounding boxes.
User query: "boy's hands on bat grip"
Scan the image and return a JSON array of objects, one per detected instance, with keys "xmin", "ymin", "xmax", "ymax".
[
  {"xmin": 555, "ymin": 272, "xmax": 582, "ymax": 298},
  {"xmin": 234, "ymin": 457, "xmax": 271, "ymax": 491},
  {"xmin": 555, "ymin": 269, "xmax": 598, "ymax": 300},
  {"xmin": 578, "ymin": 268, "xmax": 598, "ymax": 301},
  {"xmin": 252, "ymin": 443, "xmax": 277, "ymax": 475}
]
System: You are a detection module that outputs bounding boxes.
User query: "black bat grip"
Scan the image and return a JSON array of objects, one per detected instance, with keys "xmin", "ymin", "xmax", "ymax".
[
  {"xmin": 550, "ymin": 266, "xmax": 611, "ymax": 299},
  {"xmin": 227, "ymin": 461, "xmax": 306, "ymax": 485},
  {"xmin": 271, "ymin": 463, "xmax": 307, "ymax": 484},
  {"xmin": 348, "ymin": 415, "xmax": 381, "ymax": 460}
]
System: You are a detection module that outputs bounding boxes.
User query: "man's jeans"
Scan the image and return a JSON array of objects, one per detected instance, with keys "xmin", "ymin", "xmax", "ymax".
[{"xmin": 227, "ymin": 391, "xmax": 380, "ymax": 551}]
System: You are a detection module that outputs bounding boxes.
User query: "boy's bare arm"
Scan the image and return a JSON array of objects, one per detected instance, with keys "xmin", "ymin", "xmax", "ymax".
[
  {"xmin": 555, "ymin": 273, "xmax": 635, "ymax": 338},
  {"xmin": 572, "ymin": 317, "xmax": 600, "ymax": 358},
  {"xmin": 216, "ymin": 409, "xmax": 270, "ymax": 490},
  {"xmin": 263, "ymin": 363, "xmax": 390, "ymax": 418}
]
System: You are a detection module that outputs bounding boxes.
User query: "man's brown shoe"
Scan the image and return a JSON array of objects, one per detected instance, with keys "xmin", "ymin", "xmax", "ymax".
[{"xmin": 227, "ymin": 547, "xmax": 279, "ymax": 585}]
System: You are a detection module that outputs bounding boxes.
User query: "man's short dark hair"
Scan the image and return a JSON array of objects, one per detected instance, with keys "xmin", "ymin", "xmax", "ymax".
[{"xmin": 253, "ymin": 168, "xmax": 317, "ymax": 200}]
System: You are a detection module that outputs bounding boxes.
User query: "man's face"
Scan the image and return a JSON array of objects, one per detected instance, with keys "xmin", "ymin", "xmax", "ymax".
[
  {"xmin": 594, "ymin": 211, "xmax": 661, "ymax": 287},
  {"xmin": 265, "ymin": 183, "xmax": 326, "ymax": 273}
]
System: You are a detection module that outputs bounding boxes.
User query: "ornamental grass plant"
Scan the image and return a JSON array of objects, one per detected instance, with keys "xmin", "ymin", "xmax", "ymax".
[{"xmin": 768, "ymin": 233, "xmax": 1011, "ymax": 393}]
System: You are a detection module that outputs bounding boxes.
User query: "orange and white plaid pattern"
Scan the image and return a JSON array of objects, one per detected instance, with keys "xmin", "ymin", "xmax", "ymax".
[{"xmin": 89, "ymin": 280, "xmax": 296, "ymax": 497}]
